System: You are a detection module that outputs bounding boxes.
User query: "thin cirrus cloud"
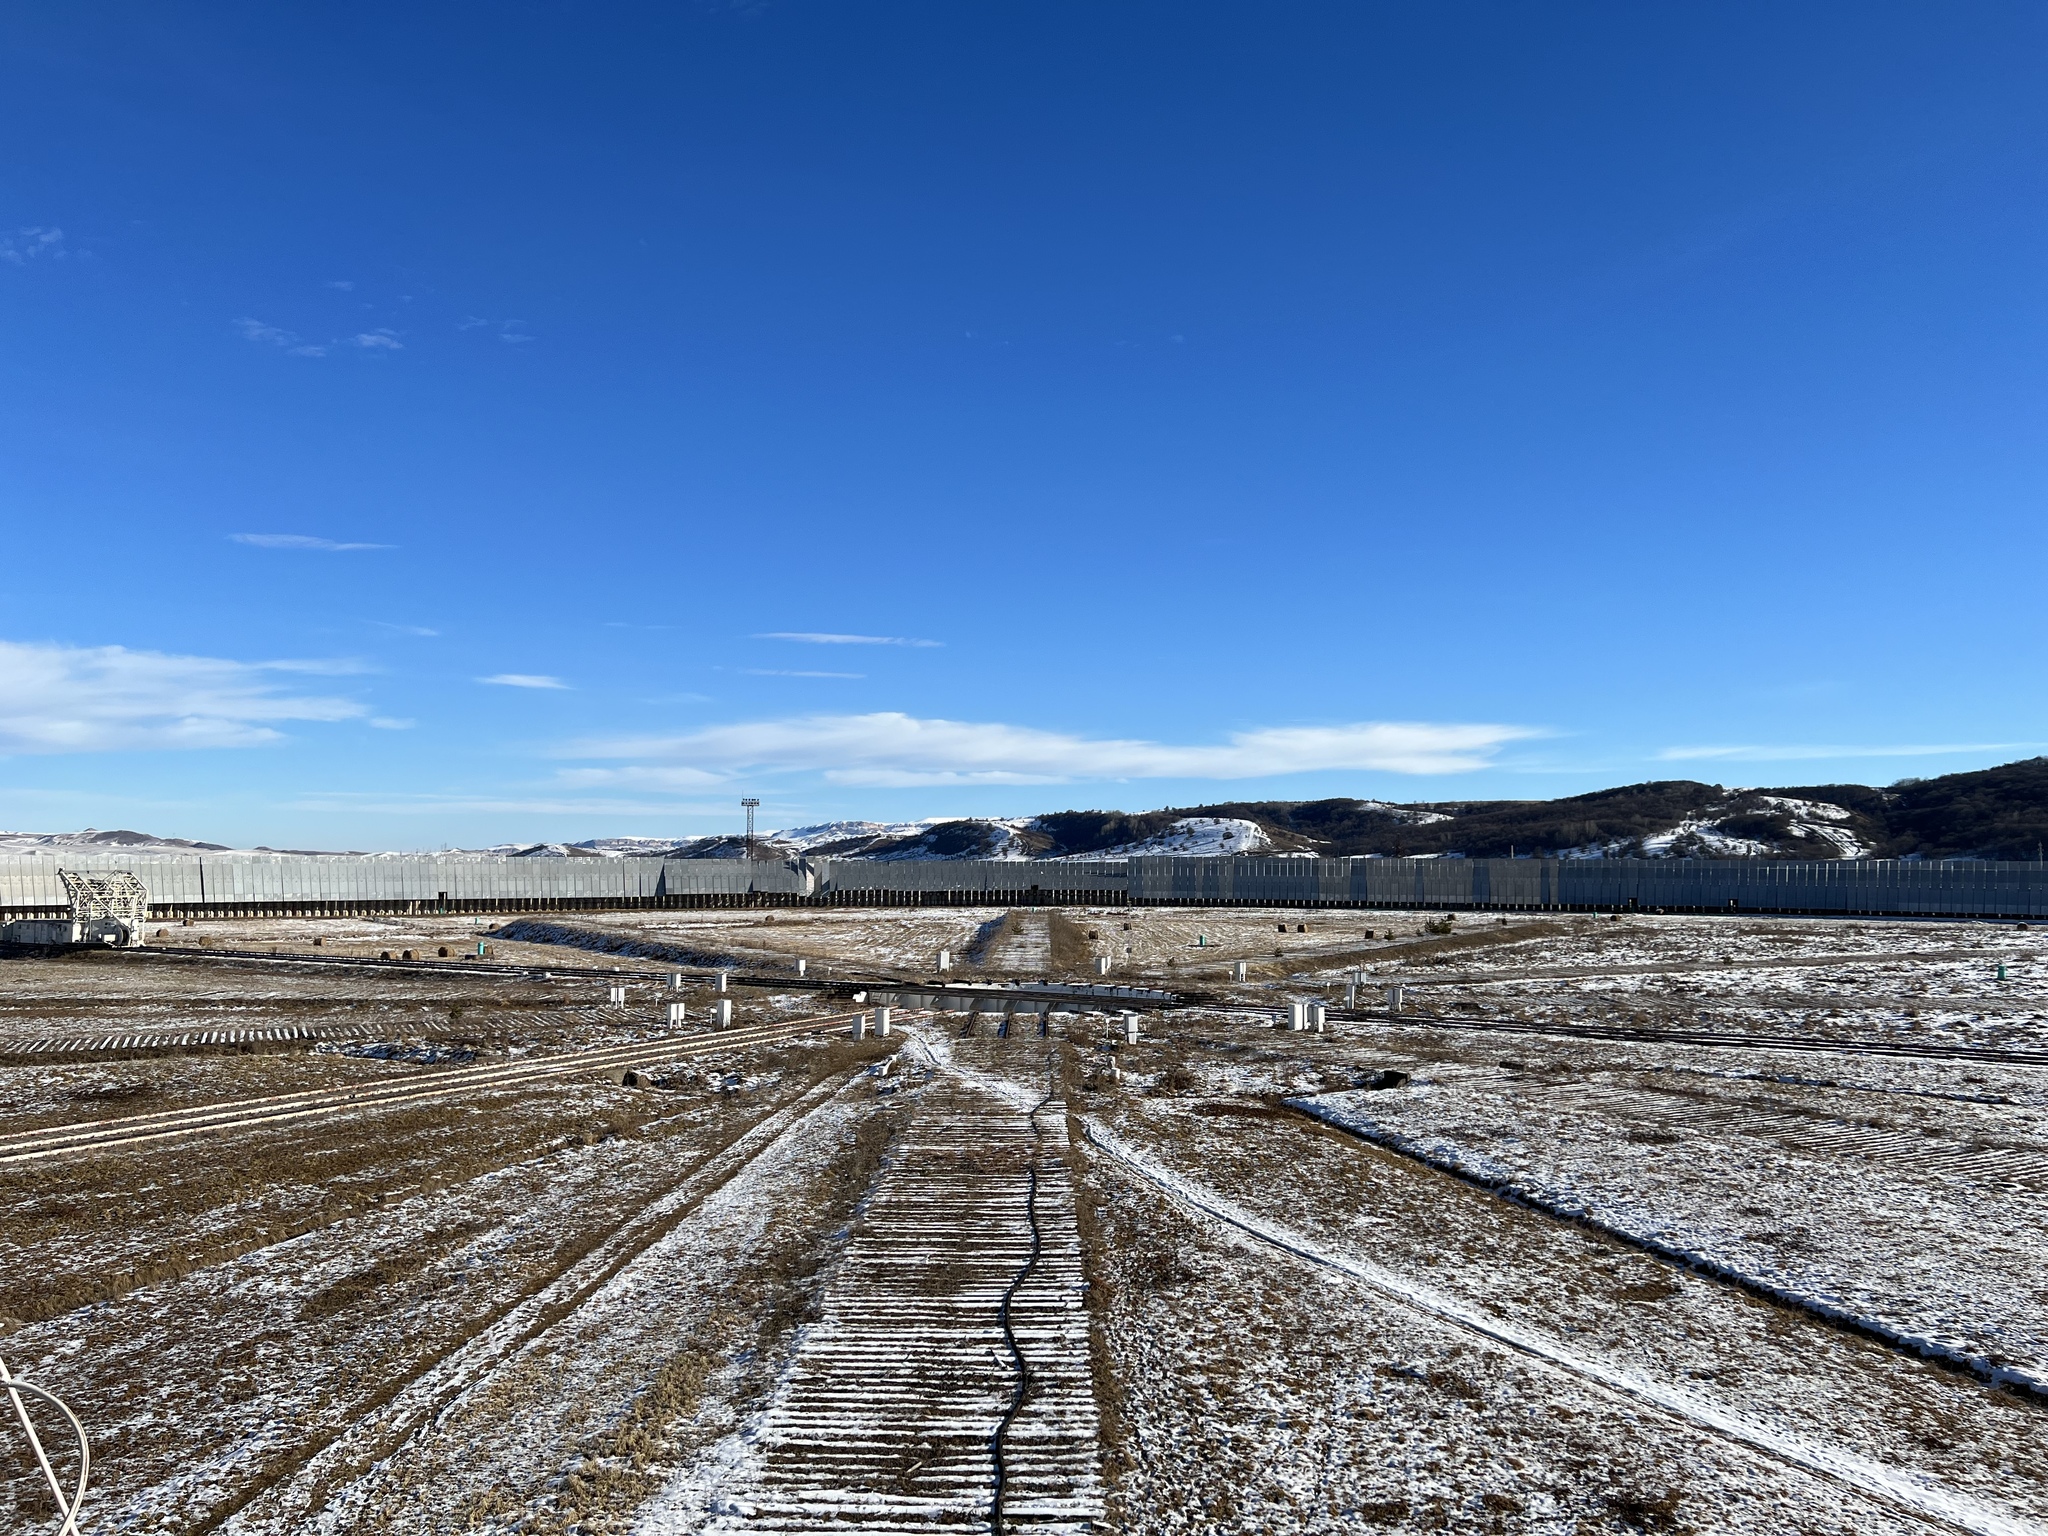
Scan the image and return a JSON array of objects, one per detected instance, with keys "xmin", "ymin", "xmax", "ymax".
[
  {"xmin": 231, "ymin": 533, "xmax": 391, "ymax": 552},
  {"xmin": 234, "ymin": 318, "xmax": 401, "ymax": 355},
  {"xmin": 0, "ymin": 639, "xmax": 370, "ymax": 753},
  {"xmin": 479, "ymin": 674, "xmax": 570, "ymax": 690},
  {"xmin": 755, "ymin": 632, "xmax": 942, "ymax": 648},
  {"xmin": 741, "ymin": 669, "xmax": 864, "ymax": 679},
  {"xmin": 556, "ymin": 713, "xmax": 1541, "ymax": 789},
  {"xmin": 1656, "ymin": 742, "xmax": 2034, "ymax": 763},
  {"xmin": 234, "ymin": 317, "xmax": 325, "ymax": 356}
]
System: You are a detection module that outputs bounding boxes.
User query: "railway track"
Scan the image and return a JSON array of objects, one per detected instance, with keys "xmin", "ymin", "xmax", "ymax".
[
  {"xmin": 0, "ymin": 1011, "xmax": 872, "ymax": 1165},
  {"xmin": 705, "ymin": 1065, "xmax": 1100, "ymax": 1534}
]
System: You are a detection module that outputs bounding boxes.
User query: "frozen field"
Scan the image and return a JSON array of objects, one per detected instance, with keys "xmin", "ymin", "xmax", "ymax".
[{"xmin": 3, "ymin": 904, "xmax": 2044, "ymax": 1534}]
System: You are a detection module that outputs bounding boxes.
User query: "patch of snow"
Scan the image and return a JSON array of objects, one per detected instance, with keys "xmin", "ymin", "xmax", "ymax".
[
  {"xmin": 1084, "ymin": 1119, "xmax": 2045, "ymax": 1536},
  {"xmin": 1051, "ymin": 816, "xmax": 1272, "ymax": 860}
]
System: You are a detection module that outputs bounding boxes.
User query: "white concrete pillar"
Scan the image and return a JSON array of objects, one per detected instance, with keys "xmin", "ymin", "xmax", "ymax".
[
  {"xmin": 796, "ymin": 957, "xmax": 807, "ymax": 977},
  {"xmin": 669, "ymin": 971, "xmax": 685, "ymax": 991},
  {"xmin": 715, "ymin": 971, "xmax": 729, "ymax": 994},
  {"xmin": 852, "ymin": 1012, "xmax": 868, "ymax": 1040},
  {"xmin": 667, "ymin": 1000, "xmax": 687, "ymax": 1026},
  {"xmin": 1288, "ymin": 1000, "xmax": 1308, "ymax": 1031},
  {"xmin": 1123, "ymin": 1011, "xmax": 1141, "ymax": 1045},
  {"xmin": 876, "ymin": 1005, "xmax": 892, "ymax": 1037},
  {"xmin": 1309, "ymin": 1002, "xmax": 1327, "ymax": 1033},
  {"xmin": 1096, "ymin": 955, "xmax": 1111, "ymax": 975},
  {"xmin": 1385, "ymin": 984, "xmax": 1405, "ymax": 1015},
  {"xmin": 937, "ymin": 948, "xmax": 951, "ymax": 973},
  {"xmin": 1232, "ymin": 960, "xmax": 1248, "ymax": 982},
  {"xmin": 714, "ymin": 998, "xmax": 733, "ymax": 1028},
  {"xmin": 609, "ymin": 983, "xmax": 627, "ymax": 1007}
]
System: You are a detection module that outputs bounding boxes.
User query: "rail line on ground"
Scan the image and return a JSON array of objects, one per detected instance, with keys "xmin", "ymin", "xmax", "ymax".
[{"xmin": 0, "ymin": 1011, "xmax": 878, "ymax": 1165}]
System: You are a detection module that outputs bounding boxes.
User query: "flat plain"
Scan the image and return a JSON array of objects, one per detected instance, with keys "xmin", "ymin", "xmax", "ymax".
[{"xmin": 3, "ymin": 904, "xmax": 2043, "ymax": 1534}]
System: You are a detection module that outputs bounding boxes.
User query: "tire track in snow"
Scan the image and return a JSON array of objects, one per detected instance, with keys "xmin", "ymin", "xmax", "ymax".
[{"xmin": 1082, "ymin": 1118, "xmax": 2046, "ymax": 1536}]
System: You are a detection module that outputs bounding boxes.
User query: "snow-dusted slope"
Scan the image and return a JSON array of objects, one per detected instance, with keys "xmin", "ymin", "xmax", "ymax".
[{"xmin": 1048, "ymin": 816, "xmax": 1271, "ymax": 860}]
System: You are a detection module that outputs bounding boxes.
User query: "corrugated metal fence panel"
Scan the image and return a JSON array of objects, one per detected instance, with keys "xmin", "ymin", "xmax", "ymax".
[
  {"xmin": 5, "ymin": 851, "xmax": 2046, "ymax": 916},
  {"xmin": 0, "ymin": 853, "xmax": 807, "ymax": 907},
  {"xmin": 817, "ymin": 858, "xmax": 1129, "ymax": 895},
  {"xmin": 1123, "ymin": 856, "xmax": 2048, "ymax": 917}
]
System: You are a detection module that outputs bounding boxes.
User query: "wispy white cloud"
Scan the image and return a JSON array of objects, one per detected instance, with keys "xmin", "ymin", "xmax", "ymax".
[
  {"xmin": 234, "ymin": 317, "xmax": 326, "ymax": 356},
  {"xmin": 0, "ymin": 227, "xmax": 65, "ymax": 265},
  {"xmin": 231, "ymin": 533, "xmax": 391, "ymax": 552},
  {"xmin": 325, "ymin": 279, "xmax": 355, "ymax": 291},
  {"xmin": 352, "ymin": 329, "xmax": 403, "ymax": 350},
  {"xmin": 253, "ymin": 657, "xmax": 374, "ymax": 676},
  {"xmin": 1656, "ymin": 742, "xmax": 2034, "ymax": 763},
  {"xmin": 741, "ymin": 669, "xmax": 864, "ymax": 679},
  {"xmin": 460, "ymin": 316, "xmax": 533, "ymax": 343},
  {"xmin": 368, "ymin": 716, "xmax": 415, "ymax": 730},
  {"xmin": 0, "ymin": 640, "xmax": 369, "ymax": 754},
  {"xmin": 480, "ymin": 674, "xmax": 570, "ymax": 690},
  {"xmin": 755, "ymin": 632, "xmax": 942, "ymax": 648},
  {"xmin": 559, "ymin": 712, "xmax": 1539, "ymax": 788},
  {"xmin": 368, "ymin": 621, "xmax": 439, "ymax": 637}
]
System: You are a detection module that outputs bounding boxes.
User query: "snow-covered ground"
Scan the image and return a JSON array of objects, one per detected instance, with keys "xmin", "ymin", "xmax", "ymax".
[{"xmin": 8, "ymin": 906, "xmax": 2048, "ymax": 1535}]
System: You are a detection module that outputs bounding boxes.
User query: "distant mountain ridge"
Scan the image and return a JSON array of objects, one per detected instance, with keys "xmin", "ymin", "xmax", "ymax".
[{"xmin": 9, "ymin": 757, "xmax": 2047, "ymax": 863}]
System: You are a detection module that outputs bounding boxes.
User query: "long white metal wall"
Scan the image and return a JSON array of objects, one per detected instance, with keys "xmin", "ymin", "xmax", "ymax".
[
  {"xmin": 3, "ymin": 851, "xmax": 2044, "ymax": 920},
  {"xmin": 1123, "ymin": 856, "xmax": 2048, "ymax": 918}
]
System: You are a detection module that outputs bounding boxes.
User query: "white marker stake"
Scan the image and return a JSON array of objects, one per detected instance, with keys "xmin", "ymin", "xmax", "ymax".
[
  {"xmin": 714, "ymin": 998, "xmax": 733, "ymax": 1029},
  {"xmin": 877, "ymin": 1006, "xmax": 892, "ymax": 1037},
  {"xmin": 667, "ymin": 1001, "xmax": 687, "ymax": 1026}
]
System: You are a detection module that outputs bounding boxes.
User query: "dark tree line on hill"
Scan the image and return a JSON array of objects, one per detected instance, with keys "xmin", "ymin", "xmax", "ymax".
[{"xmin": 846, "ymin": 756, "xmax": 2048, "ymax": 863}]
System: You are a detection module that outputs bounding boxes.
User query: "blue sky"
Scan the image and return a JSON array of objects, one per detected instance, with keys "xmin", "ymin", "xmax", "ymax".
[{"xmin": 2, "ymin": 2, "xmax": 2044, "ymax": 848}]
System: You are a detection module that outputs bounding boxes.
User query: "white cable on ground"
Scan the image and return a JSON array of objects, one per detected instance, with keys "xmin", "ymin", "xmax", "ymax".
[{"xmin": 1, "ymin": 1352, "xmax": 89, "ymax": 1536}]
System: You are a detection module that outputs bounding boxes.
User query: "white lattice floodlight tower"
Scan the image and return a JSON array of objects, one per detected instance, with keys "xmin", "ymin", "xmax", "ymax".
[{"xmin": 57, "ymin": 869, "xmax": 148, "ymax": 948}]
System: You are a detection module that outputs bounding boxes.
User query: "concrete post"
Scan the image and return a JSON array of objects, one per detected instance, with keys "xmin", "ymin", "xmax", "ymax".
[
  {"xmin": 937, "ymin": 948, "xmax": 951, "ymax": 973},
  {"xmin": 1232, "ymin": 960, "xmax": 1248, "ymax": 982},
  {"xmin": 1385, "ymin": 984, "xmax": 1405, "ymax": 1015},
  {"xmin": 667, "ymin": 1000, "xmax": 686, "ymax": 1026},
  {"xmin": 1288, "ymin": 1000, "xmax": 1307, "ymax": 1031},
  {"xmin": 1096, "ymin": 955, "xmax": 1111, "ymax": 975},
  {"xmin": 1123, "ymin": 1011, "xmax": 1141, "ymax": 1045},
  {"xmin": 796, "ymin": 957, "xmax": 807, "ymax": 977},
  {"xmin": 1309, "ymin": 1002, "xmax": 1327, "ymax": 1033},
  {"xmin": 669, "ymin": 971, "xmax": 685, "ymax": 991},
  {"xmin": 876, "ymin": 1005, "xmax": 892, "ymax": 1037},
  {"xmin": 715, "ymin": 970, "xmax": 729, "ymax": 993},
  {"xmin": 852, "ymin": 1012, "xmax": 867, "ymax": 1040},
  {"xmin": 608, "ymin": 983, "xmax": 627, "ymax": 1007},
  {"xmin": 714, "ymin": 998, "xmax": 733, "ymax": 1028}
]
